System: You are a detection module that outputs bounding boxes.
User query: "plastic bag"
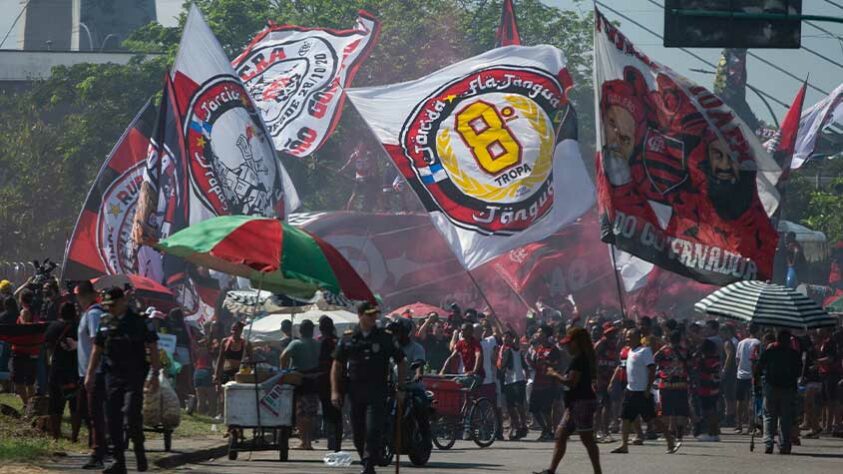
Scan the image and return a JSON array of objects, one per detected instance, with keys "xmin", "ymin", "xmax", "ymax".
[{"xmin": 143, "ymin": 372, "xmax": 181, "ymax": 428}]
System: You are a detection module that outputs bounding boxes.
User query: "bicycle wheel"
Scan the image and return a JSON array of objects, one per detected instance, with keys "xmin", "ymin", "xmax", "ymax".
[
  {"xmin": 431, "ymin": 414, "xmax": 457, "ymax": 450},
  {"xmin": 469, "ymin": 397, "xmax": 497, "ymax": 448}
]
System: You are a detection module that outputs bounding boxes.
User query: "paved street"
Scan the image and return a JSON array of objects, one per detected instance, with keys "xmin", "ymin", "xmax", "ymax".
[{"xmin": 174, "ymin": 433, "xmax": 842, "ymax": 474}]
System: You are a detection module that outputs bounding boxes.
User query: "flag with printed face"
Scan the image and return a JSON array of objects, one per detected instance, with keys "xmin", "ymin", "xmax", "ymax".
[
  {"xmin": 62, "ymin": 100, "xmax": 156, "ymax": 281},
  {"xmin": 169, "ymin": 4, "xmax": 300, "ymax": 225},
  {"xmin": 594, "ymin": 9, "xmax": 781, "ymax": 285},
  {"xmin": 232, "ymin": 11, "xmax": 380, "ymax": 158},
  {"xmin": 347, "ymin": 45, "xmax": 594, "ymax": 270}
]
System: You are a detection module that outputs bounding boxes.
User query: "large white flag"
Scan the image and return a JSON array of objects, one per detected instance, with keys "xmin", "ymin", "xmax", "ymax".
[
  {"xmin": 232, "ymin": 11, "xmax": 380, "ymax": 158},
  {"xmin": 792, "ymin": 83, "xmax": 843, "ymax": 169},
  {"xmin": 171, "ymin": 5, "xmax": 300, "ymax": 224},
  {"xmin": 347, "ymin": 45, "xmax": 594, "ymax": 270}
]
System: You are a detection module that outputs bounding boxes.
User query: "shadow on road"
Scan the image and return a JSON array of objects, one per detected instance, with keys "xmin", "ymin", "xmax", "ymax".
[{"xmin": 789, "ymin": 452, "xmax": 843, "ymax": 459}]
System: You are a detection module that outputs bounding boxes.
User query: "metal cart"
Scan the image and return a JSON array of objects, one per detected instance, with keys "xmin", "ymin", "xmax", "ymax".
[{"xmin": 224, "ymin": 372, "xmax": 295, "ymax": 461}]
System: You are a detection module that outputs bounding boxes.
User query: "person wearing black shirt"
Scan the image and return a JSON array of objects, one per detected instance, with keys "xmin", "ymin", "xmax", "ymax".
[
  {"xmin": 331, "ymin": 302, "xmax": 406, "ymax": 474},
  {"xmin": 755, "ymin": 329, "xmax": 802, "ymax": 455},
  {"xmin": 535, "ymin": 327, "xmax": 602, "ymax": 474},
  {"xmin": 45, "ymin": 302, "xmax": 80, "ymax": 441},
  {"xmin": 85, "ymin": 288, "xmax": 160, "ymax": 474}
]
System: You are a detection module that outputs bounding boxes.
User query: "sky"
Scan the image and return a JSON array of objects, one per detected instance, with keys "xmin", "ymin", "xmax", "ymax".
[{"xmin": 1, "ymin": 0, "xmax": 842, "ymax": 123}]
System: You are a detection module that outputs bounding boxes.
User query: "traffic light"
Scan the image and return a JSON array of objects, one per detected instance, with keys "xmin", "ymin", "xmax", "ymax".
[{"xmin": 664, "ymin": 0, "xmax": 802, "ymax": 49}]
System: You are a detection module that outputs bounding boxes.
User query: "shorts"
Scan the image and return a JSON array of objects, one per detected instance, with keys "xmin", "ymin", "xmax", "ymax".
[
  {"xmin": 504, "ymin": 381, "xmax": 526, "ymax": 408},
  {"xmin": 296, "ymin": 393, "xmax": 319, "ymax": 418},
  {"xmin": 659, "ymin": 389, "xmax": 690, "ymax": 417},
  {"xmin": 530, "ymin": 385, "xmax": 558, "ymax": 413},
  {"xmin": 560, "ymin": 399, "xmax": 597, "ymax": 433},
  {"xmin": 700, "ymin": 395, "xmax": 719, "ymax": 412},
  {"xmin": 736, "ymin": 378, "xmax": 753, "ymax": 402},
  {"xmin": 194, "ymin": 368, "xmax": 213, "ymax": 388},
  {"xmin": 11, "ymin": 355, "xmax": 37, "ymax": 385},
  {"xmin": 721, "ymin": 374, "xmax": 737, "ymax": 401},
  {"xmin": 621, "ymin": 390, "xmax": 656, "ymax": 422}
]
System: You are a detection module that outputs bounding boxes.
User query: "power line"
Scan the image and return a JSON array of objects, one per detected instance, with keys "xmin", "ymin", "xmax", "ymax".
[
  {"xmin": 0, "ymin": 0, "xmax": 31, "ymax": 49},
  {"xmin": 646, "ymin": 0, "xmax": 830, "ymax": 95},
  {"xmin": 594, "ymin": 1, "xmax": 790, "ymax": 110},
  {"xmin": 824, "ymin": 0, "xmax": 843, "ymax": 12}
]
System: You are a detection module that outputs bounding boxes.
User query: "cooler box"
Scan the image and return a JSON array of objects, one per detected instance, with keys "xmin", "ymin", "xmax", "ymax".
[{"xmin": 224, "ymin": 373, "xmax": 295, "ymax": 427}]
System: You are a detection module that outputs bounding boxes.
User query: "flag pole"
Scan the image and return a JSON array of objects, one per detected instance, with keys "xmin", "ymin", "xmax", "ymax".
[
  {"xmin": 465, "ymin": 269, "xmax": 498, "ymax": 317},
  {"xmin": 608, "ymin": 244, "xmax": 628, "ymax": 320}
]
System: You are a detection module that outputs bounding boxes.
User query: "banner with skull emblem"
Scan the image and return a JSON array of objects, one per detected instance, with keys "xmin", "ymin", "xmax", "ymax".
[
  {"xmin": 347, "ymin": 45, "xmax": 595, "ymax": 270},
  {"xmin": 170, "ymin": 5, "xmax": 300, "ymax": 226},
  {"xmin": 232, "ymin": 10, "xmax": 380, "ymax": 158},
  {"xmin": 594, "ymin": 9, "xmax": 781, "ymax": 285}
]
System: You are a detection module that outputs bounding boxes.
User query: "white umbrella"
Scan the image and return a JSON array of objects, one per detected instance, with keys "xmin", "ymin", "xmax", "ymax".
[{"xmin": 247, "ymin": 305, "xmax": 359, "ymax": 344}]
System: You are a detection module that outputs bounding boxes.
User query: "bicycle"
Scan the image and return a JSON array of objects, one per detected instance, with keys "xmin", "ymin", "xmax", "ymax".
[{"xmin": 422, "ymin": 374, "xmax": 498, "ymax": 449}]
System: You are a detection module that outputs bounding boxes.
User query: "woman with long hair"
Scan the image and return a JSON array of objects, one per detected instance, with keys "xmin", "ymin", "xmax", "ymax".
[{"xmin": 535, "ymin": 327, "xmax": 602, "ymax": 474}]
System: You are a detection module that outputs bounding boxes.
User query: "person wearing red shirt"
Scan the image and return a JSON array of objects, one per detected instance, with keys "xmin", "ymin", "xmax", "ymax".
[
  {"xmin": 440, "ymin": 323, "xmax": 483, "ymax": 378},
  {"xmin": 815, "ymin": 328, "xmax": 840, "ymax": 434},
  {"xmin": 529, "ymin": 325, "xmax": 562, "ymax": 441},
  {"xmin": 655, "ymin": 331, "xmax": 690, "ymax": 442},
  {"xmin": 12, "ymin": 289, "xmax": 39, "ymax": 407},
  {"xmin": 695, "ymin": 339, "xmax": 722, "ymax": 441}
]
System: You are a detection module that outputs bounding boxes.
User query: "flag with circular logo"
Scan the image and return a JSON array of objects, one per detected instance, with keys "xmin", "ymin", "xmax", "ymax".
[
  {"xmin": 232, "ymin": 11, "xmax": 380, "ymax": 158},
  {"xmin": 347, "ymin": 45, "xmax": 594, "ymax": 270},
  {"xmin": 170, "ymin": 5, "xmax": 300, "ymax": 226}
]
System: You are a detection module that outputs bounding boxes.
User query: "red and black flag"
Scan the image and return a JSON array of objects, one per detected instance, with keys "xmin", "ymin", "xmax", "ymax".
[
  {"xmin": 62, "ymin": 100, "xmax": 156, "ymax": 281},
  {"xmin": 496, "ymin": 0, "xmax": 521, "ymax": 47},
  {"xmin": 771, "ymin": 80, "xmax": 808, "ymax": 182}
]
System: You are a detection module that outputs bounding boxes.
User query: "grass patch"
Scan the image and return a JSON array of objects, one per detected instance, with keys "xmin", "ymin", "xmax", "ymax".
[{"xmin": 0, "ymin": 393, "xmax": 88, "ymax": 462}]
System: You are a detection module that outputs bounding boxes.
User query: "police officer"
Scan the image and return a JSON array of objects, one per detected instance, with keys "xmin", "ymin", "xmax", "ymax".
[
  {"xmin": 84, "ymin": 287, "xmax": 160, "ymax": 474},
  {"xmin": 332, "ymin": 302, "xmax": 406, "ymax": 474}
]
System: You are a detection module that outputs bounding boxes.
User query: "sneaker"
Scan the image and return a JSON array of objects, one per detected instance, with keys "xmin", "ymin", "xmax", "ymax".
[
  {"xmin": 733, "ymin": 427, "xmax": 743, "ymax": 434},
  {"xmin": 103, "ymin": 463, "xmax": 127, "ymax": 474},
  {"xmin": 81, "ymin": 458, "xmax": 104, "ymax": 470},
  {"xmin": 764, "ymin": 446, "xmax": 774, "ymax": 454},
  {"xmin": 610, "ymin": 446, "xmax": 629, "ymax": 454},
  {"xmin": 666, "ymin": 441, "xmax": 682, "ymax": 454},
  {"xmin": 600, "ymin": 434, "xmax": 615, "ymax": 444},
  {"xmin": 631, "ymin": 438, "xmax": 644, "ymax": 446}
]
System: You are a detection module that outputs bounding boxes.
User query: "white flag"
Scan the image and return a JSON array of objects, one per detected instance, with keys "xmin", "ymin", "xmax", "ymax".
[
  {"xmin": 172, "ymin": 5, "xmax": 300, "ymax": 223},
  {"xmin": 347, "ymin": 45, "xmax": 594, "ymax": 270},
  {"xmin": 792, "ymin": 83, "xmax": 843, "ymax": 169},
  {"xmin": 232, "ymin": 11, "xmax": 380, "ymax": 158}
]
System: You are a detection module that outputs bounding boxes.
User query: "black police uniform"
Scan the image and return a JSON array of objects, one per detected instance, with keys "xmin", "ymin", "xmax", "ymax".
[
  {"xmin": 94, "ymin": 309, "xmax": 157, "ymax": 471},
  {"xmin": 333, "ymin": 325, "xmax": 404, "ymax": 471}
]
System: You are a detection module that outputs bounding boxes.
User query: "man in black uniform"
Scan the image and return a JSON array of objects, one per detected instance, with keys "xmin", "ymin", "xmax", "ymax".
[
  {"xmin": 332, "ymin": 302, "xmax": 406, "ymax": 474},
  {"xmin": 84, "ymin": 288, "xmax": 160, "ymax": 474}
]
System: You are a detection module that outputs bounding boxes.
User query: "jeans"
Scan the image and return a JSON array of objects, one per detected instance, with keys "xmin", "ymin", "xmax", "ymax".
[{"xmin": 763, "ymin": 385, "xmax": 795, "ymax": 450}]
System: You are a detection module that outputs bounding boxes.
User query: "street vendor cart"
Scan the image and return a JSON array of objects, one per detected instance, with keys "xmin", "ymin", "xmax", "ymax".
[{"xmin": 224, "ymin": 370, "xmax": 297, "ymax": 461}]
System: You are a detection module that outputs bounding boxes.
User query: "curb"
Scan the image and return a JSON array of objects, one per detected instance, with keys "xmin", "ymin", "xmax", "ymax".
[{"xmin": 153, "ymin": 443, "xmax": 228, "ymax": 469}]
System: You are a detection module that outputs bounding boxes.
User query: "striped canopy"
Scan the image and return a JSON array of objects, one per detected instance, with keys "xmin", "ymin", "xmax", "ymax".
[{"xmin": 694, "ymin": 280, "xmax": 836, "ymax": 330}]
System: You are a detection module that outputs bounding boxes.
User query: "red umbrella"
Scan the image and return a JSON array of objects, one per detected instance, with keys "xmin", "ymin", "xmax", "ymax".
[
  {"xmin": 391, "ymin": 302, "xmax": 447, "ymax": 319},
  {"xmin": 93, "ymin": 274, "xmax": 178, "ymax": 311}
]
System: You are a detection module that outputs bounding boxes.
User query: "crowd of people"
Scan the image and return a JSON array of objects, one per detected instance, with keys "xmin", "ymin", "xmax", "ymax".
[{"xmin": 1, "ymin": 274, "xmax": 843, "ymax": 474}]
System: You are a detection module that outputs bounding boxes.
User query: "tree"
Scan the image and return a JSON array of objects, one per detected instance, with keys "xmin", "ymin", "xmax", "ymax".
[{"xmin": 0, "ymin": 0, "xmax": 596, "ymax": 264}]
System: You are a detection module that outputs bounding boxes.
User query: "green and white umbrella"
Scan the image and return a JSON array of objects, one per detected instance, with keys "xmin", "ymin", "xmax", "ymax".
[{"xmin": 694, "ymin": 280, "xmax": 836, "ymax": 330}]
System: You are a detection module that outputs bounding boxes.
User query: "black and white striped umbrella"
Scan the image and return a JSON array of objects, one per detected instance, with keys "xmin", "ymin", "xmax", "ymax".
[{"xmin": 694, "ymin": 280, "xmax": 836, "ymax": 330}]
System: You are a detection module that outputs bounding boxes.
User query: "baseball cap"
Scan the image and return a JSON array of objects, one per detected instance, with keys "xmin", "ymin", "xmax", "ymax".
[{"xmin": 100, "ymin": 286, "xmax": 125, "ymax": 307}]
